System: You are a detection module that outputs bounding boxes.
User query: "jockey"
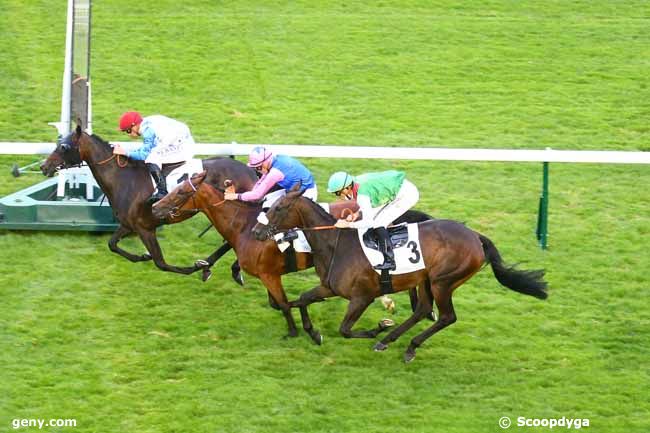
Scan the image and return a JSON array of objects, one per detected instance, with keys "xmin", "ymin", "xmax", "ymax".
[
  {"xmin": 224, "ymin": 146, "xmax": 317, "ymax": 208},
  {"xmin": 113, "ymin": 111, "xmax": 195, "ymax": 203},
  {"xmin": 327, "ymin": 170, "xmax": 419, "ymax": 270}
]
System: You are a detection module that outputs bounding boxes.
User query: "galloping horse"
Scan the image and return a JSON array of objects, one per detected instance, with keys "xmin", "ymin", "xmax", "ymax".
[
  {"xmin": 252, "ymin": 187, "xmax": 548, "ymax": 362},
  {"xmin": 40, "ymin": 126, "xmax": 257, "ymax": 279},
  {"xmin": 151, "ymin": 171, "xmax": 433, "ymax": 339}
]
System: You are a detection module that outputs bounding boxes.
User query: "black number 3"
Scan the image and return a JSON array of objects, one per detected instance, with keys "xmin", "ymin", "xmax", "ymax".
[{"xmin": 407, "ymin": 240, "xmax": 421, "ymax": 263}]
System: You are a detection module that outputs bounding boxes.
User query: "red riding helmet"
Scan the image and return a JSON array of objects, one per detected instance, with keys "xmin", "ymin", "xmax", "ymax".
[{"xmin": 118, "ymin": 111, "xmax": 143, "ymax": 131}]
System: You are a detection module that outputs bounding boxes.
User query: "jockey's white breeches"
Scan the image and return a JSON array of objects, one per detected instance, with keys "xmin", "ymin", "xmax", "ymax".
[{"xmin": 144, "ymin": 130, "xmax": 195, "ymax": 166}]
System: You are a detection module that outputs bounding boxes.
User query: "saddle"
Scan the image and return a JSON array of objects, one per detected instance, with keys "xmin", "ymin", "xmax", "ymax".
[
  {"xmin": 161, "ymin": 161, "xmax": 185, "ymax": 177},
  {"xmin": 362, "ymin": 224, "xmax": 409, "ymax": 251}
]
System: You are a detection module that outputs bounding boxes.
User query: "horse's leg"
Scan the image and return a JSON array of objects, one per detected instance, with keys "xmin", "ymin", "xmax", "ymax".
[
  {"xmin": 409, "ymin": 288, "xmax": 418, "ymax": 313},
  {"xmin": 198, "ymin": 242, "xmax": 234, "ymax": 283},
  {"xmin": 198, "ymin": 242, "xmax": 243, "ymax": 285},
  {"xmin": 409, "ymin": 285, "xmax": 436, "ymax": 321},
  {"xmin": 373, "ymin": 283, "xmax": 434, "ymax": 352},
  {"xmin": 259, "ymin": 274, "xmax": 298, "ymax": 338},
  {"xmin": 267, "ymin": 291, "xmax": 281, "ymax": 310},
  {"xmin": 137, "ymin": 229, "xmax": 204, "ymax": 275},
  {"xmin": 289, "ymin": 284, "xmax": 336, "ymax": 345},
  {"xmin": 231, "ymin": 260, "xmax": 244, "ymax": 286},
  {"xmin": 339, "ymin": 296, "xmax": 394, "ymax": 339},
  {"xmin": 108, "ymin": 224, "xmax": 152, "ymax": 262},
  {"xmin": 403, "ymin": 287, "xmax": 457, "ymax": 363}
]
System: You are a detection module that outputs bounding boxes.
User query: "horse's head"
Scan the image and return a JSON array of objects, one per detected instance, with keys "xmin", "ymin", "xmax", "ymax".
[
  {"xmin": 40, "ymin": 125, "xmax": 84, "ymax": 176},
  {"xmin": 152, "ymin": 170, "xmax": 208, "ymax": 219},
  {"xmin": 252, "ymin": 184, "xmax": 307, "ymax": 241}
]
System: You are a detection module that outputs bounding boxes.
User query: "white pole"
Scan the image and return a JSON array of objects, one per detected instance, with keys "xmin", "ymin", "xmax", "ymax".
[
  {"xmin": 60, "ymin": 0, "xmax": 74, "ymax": 134},
  {"xmin": 49, "ymin": 0, "xmax": 74, "ymax": 137},
  {"xmin": 86, "ymin": 79, "xmax": 92, "ymax": 134}
]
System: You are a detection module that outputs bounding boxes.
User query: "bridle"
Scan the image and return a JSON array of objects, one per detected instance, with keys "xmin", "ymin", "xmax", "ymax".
[
  {"xmin": 167, "ymin": 177, "xmax": 227, "ymax": 218},
  {"xmin": 257, "ymin": 197, "xmax": 339, "ymax": 241}
]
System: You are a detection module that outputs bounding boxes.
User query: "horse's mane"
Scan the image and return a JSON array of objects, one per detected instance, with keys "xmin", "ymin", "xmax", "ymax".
[
  {"xmin": 301, "ymin": 195, "xmax": 336, "ymax": 224},
  {"xmin": 89, "ymin": 133, "xmax": 111, "ymax": 148},
  {"xmin": 201, "ymin": 182, "xmax": 262, "ymax": 210},
  {"xmin": 89, "ymin": 133, "xmax": 145, "ymax": 167}
]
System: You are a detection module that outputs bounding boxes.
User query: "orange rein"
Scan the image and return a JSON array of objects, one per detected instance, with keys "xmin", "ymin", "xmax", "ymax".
[{"xmin": 97, "ymin": 153, "xmax": 128, "ymax": 168}]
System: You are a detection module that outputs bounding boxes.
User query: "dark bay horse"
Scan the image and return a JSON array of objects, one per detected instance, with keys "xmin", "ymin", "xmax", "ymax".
[
  {"xmin": 150, "ymin": 171, "xmax": 361, "ymax": 339},
  {"xmin": 150, "ymin": 171, "xmax": 433, "ymax": 339},
  {"xmin": 40, "ymin": 126, "xmax": 257, "ymax": 278},
  {"xmin": 252, "ymin": 187, "xmax": 548, "ymax": 362}
]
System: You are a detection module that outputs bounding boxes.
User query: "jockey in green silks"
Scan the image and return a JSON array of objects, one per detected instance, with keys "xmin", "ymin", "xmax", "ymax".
[{"xmin": 326, "ymin": 170, "xmax": 419, "ymax": 271}]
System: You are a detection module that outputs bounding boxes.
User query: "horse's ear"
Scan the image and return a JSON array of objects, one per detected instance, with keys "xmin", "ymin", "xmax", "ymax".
[
  {"xmin": 191, "ymin": 170, "xmax": 208, "ymax": 184},
  {"xmin": 75, "ymin": 124, "xmax": 82, "ymax": 136},
  {"xmin": 289, "ymin": 181, "xmax": 302, "ymax": 193}
]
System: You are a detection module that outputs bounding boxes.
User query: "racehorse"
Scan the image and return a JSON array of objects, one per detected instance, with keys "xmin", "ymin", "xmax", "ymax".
[
  {"xmin": 40, "ymin": 125, "xmax": 257, "ymax": 279},
  {"xmin": 151, "ymin": 171, "xmax": 434, "ymax": 339},
  {"xmin": 252, "ymin": 186, "xmax": 548, "ymax": 362}
]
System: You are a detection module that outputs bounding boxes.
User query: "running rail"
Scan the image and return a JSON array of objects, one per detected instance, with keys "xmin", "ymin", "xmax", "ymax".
[{"xmin": 1, "ymin": 142, "xmax": 649, "ymax": 164}]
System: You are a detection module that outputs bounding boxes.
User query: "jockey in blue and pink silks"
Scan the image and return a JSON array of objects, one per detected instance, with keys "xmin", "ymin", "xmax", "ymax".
[{"xmin": 224, "ymin": 146, "xmax": 318, "ymax": 208}]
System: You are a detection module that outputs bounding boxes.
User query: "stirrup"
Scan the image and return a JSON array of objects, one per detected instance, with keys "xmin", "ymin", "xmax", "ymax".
[{"xmin": 374, "ymin": 260, "xmax": 396, "ymax": 271}]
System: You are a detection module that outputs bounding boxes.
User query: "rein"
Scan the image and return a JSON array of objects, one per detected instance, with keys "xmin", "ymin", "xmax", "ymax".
[
  {"xmin": 168, "ymin": 178, "xmax": 227, "ymax": 217},
  {"xmin": 97, "ymin": 153, "xmax": 128, "ymax": 167}
]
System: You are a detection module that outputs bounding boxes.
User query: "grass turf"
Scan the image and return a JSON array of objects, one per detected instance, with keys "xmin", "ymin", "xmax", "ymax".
[{"xmin": 1, "ymin": 2, "xmax": 649, "ymax": 433}]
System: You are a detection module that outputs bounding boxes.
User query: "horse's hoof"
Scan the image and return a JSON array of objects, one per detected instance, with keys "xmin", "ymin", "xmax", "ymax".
[
  {"xmin": 142, "ymin": 253, "xmax": 152, "ymax": 260},
  {"xmin": 404, "ymin": 349, "xmax": 416, "ymax": 363},
  {"xmin": 373, "ymin": 342, "xmax": 389, "ymax": 352},
  {"xmin": 312, "ymin": 332, "xmax": 323, "ymax": 346},
  {"xmin": 380, "ymin": 296, "xmax": 396, "ymax": 314},
  {"xmin": 195, "ymin": 259, "xmax": 209, "ymax": 267},
  {"xmin": 379, "ymin": 318, "xmax": 395, "ymax": 329},
  {"xmin": 232, "ymin": 271, "xmax": 244, "ymax": 286},
  {"xmin": 202, "ymin": 269, "xmax": 212, "ymax": 282}
]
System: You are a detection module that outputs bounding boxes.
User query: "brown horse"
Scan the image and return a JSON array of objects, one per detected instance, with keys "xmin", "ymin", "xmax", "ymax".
[
  {"xmin": 40, "ymin": 126, "xmax": 257, "ymax": 279},
  {"xmin": 151, "ymin": 171, "xmax": 433, "ymax": 339},
  {"xmin": 251, "ymin": 187, "xmax": 548, "ymax": 362}
]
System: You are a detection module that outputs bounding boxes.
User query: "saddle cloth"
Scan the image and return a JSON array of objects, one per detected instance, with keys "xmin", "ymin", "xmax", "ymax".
[
  {"xmin": 357, "ymin": 223, "xmax": 425, "ymax": 275},
  {"xmin": 274, "ymin": 230, "xmax": 312, "ymax": 253},
  {"xmin": 154, "ymin": 159, "xmax": 204, "ymax": 190}
]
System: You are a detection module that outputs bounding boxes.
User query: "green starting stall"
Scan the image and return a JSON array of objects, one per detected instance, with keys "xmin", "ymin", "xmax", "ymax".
[
  {"xmin": 0, "ymin": 175, "xmax": 117, "ymax": 232},
  {"xmin": 0, "ymin": 0, "xmax": 118, "ymax": 232}
]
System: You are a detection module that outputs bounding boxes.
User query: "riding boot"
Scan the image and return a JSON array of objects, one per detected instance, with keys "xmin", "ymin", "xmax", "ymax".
[
  {"xmin": 373, "ymin": 226, "xmax": 396, "ymax": 271},
  {"xmin": 146, "ymin": 163, "xmax": 168, "ymax": 204}
]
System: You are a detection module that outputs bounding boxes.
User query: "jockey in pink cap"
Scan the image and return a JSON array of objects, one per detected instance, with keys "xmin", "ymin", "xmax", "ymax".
[{"xmin": 224, "ymin": 146, "xmax": 317, "ymax": 208}]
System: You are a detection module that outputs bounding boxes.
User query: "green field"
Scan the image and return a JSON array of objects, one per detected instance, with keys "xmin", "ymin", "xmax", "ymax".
[{"xmin": 1, "ymin": 2, "xmax": 649, "ymax": 433}]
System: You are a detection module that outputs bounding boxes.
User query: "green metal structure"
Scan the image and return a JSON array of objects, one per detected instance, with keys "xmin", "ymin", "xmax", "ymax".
[
  {"xmin": 0, "ymin": 177, "xmax": 118, "ymax": 232},
  {"xmin": 536, "ymin": 162, "xmax": 549, "ymax": 250}
]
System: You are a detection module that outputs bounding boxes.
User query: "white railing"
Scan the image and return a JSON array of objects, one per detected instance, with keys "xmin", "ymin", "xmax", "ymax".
[{"xmin": 1, "ymin": 142, "xmax": 649, "ymax": 164}]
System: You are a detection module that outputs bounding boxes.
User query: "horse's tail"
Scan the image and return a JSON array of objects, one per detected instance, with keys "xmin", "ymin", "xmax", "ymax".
[{"xmin": 479, "ymin": 234, "xmax": 548, "ymax": 300}]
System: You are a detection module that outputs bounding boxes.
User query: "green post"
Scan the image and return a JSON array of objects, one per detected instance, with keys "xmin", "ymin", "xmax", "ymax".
[{"xmin": 536, "ymin": 162, "xmax": 549, "ymax": 250}]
